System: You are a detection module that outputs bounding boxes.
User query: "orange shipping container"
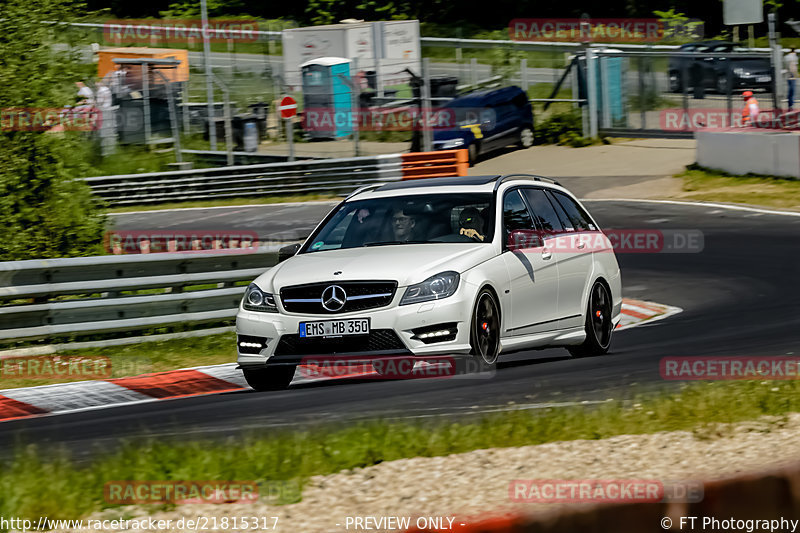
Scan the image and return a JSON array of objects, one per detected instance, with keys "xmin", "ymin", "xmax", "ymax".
[{"xmin": 97, "ymin": 47, "xmax": 189, "ymax": 83}]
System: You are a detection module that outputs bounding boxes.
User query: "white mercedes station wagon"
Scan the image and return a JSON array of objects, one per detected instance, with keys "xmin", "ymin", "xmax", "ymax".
[{"xmin": 236, "ymin": 174, "xmax": 622, "ymax": 391}]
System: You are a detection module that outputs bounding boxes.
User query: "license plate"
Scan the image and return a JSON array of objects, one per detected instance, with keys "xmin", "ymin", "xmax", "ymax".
[
  {"xmin": 757, "ymin": 76, "xmax": 771, "ymax": 83},
  {"xmin": 299, "ymin": 318, "xmax": 370, "ymax": 338}
]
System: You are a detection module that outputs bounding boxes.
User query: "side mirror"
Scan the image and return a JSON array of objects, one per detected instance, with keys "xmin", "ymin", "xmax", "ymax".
[
  {"xmin": 277, "ymin": 242, "xmax": 301, "ymax": 263},
  {"xmin": 507, "ymin": 229, "xmax": 543, "ymax": 251}
]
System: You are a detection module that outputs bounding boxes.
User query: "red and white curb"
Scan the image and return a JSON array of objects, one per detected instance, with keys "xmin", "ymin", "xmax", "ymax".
[
  {"xmin": 616, "ymin": 298, "xmax": 682, "ymax": 330},
  {"xmin": 0, "ymin": 298, "xmax": 680, "ymax": 423}
]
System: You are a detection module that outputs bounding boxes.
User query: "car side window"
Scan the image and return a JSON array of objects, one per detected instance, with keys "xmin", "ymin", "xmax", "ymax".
[
  {"xmin": 520, "ymin": 188, "xmax": 564, "ymax": 235},
  {"xmin": 503, "ymin": 190, "xmax": 535, "ymax": 235},
  {"xmin": 549, "ymin": 191, "xmax": 596, "ymax": 231},
  {"xmin": 512, "ymin": 93, "xmax": 529, "ymax": 108}
]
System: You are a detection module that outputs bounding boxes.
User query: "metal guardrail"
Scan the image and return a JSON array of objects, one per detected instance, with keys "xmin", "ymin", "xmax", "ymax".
[
  {"xmin": 81, "ymin": 154, "xmax": 404, "ymax": 206},
  {"xmin": 0, "ymin": 248, "xmax": 281, "ymax": 343}
]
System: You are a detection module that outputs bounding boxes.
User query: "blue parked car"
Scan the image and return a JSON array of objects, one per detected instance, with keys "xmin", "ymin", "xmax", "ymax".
[{"xmin": 432, "ymin": 86, "xmax": 534, "ymax": 165}]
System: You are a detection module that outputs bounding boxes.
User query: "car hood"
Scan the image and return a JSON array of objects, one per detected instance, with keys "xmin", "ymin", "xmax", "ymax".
[
  {"xmin": 732, "ymin": 59, "xmax": 771, "ymax": 73},
  {"xmin": 255, "ymin": 243, "xmax": 496, "ymax": 291}
]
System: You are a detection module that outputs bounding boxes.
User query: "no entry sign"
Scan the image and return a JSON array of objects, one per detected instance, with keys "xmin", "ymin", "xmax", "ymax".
[{"xmin": 279, "ymin": 96, "xmax": 297, "ymax": 119}]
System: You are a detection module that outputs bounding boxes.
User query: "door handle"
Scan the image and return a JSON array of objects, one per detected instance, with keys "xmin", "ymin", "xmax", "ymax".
[
  {"xmin": 577, "ymin": 241, "xmax": 586, "ymax": 249},
  {"xmin": 542, "ymin": 249, "xmax": 552, "ymax": 260}
]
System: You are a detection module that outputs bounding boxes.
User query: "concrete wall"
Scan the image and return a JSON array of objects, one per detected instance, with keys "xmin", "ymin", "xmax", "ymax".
[{"xmin": 696, "ymin": 130, "xmax": 800, "ymax": 179}]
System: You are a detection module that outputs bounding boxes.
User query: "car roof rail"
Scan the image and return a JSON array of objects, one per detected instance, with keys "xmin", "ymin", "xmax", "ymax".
[
  {"xmin": 494, "ymin": 174, "xmax": 563, "ymax": 189},
  {"xmin": 345, "ymin": 184, "xmax": 383, "ymax": 199}
]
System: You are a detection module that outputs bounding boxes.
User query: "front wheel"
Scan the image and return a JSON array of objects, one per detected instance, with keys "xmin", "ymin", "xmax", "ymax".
[
  {"xmin": 568, "ymin": 281, "xmax": 613, "ymax": 357},
  {"xmin": 243, "ymin": 365, "xmax": 296, "ymax": 391},
  {"xmin": 455, "ymin": 289, "xmax": 501, "ymax": 374}
]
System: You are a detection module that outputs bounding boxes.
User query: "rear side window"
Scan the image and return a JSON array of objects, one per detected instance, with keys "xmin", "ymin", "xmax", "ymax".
[
  {"xmin": 549, "ymin": 191, "xmax": 596, "ymax": 231},
  {"xmin": 503, "ymin": 190, "xmax": 535, "ymax": 233},
  {"xmin": 520, "ymin": 188, "xmax": 564, "ymax": 234}
]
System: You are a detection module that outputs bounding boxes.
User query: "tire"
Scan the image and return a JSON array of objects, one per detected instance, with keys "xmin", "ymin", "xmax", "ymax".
[
  {"xmin": 568, "ymin": 281, "xmax": 613, "ymax": 358},
  {"xmin": 455, "ymin": 288, "xmax": 500, "ymax": 374},
  {"xmin": 518, "ymin": 127, "xmax": 534, "ymax": 148},
  {"xmin": 716, "ymin": 74, "xmax": 730, "ymax": 94},
  {"xmin": 668, "ymin": 71, "xmax": 682, "ymax": 93},
  {"xmin": 467, "ymin": 143, "xmax": 478, "ymax": 167},
  {"xmin": 243, "ymin": 365, "xmax": 296, "ymax": 391}
]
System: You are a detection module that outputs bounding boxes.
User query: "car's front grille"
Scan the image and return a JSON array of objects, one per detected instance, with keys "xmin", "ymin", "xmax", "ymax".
[
  {"xmin": 280, "ymin": 281, "xmax": 397, "ymax": 314},
  {"xmin": 274, "ymin": 329, "xmax": 408, "ymax": 356}
]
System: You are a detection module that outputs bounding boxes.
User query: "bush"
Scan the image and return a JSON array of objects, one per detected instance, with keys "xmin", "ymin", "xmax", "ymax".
[
  {"xmin": 535, "ymin": 111, "xmax": 584, "ymax": 145},
  {"xmin": 0, "ymin": 0, "xmax": 107, "ymax": 261}
]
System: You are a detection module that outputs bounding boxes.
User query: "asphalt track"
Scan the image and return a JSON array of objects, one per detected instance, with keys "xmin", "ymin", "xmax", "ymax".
[{"xmin": 3, "ymin": 198, "xmax": 799, "ymax": 456}]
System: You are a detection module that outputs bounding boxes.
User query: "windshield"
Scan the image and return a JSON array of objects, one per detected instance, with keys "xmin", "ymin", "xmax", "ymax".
[{"xmin": 302, "ymin": 193, "xmax": 494, "ymax": 252}]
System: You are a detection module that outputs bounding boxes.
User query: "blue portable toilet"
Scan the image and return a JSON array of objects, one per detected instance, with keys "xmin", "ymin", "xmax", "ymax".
[{"xmin": 301, "ymin": 57, "xmax": 353, "ymax": 139}]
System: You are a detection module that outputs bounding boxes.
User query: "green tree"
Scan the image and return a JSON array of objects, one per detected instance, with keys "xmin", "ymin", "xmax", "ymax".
[{"xmin": 0, "ymin": 0, "xmax": 106, "ymax": 260}]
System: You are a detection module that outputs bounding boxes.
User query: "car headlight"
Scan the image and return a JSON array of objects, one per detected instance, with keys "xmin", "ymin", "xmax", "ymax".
[
  {"xmin": 733, "ymin": 67, "xmax": 746, "ymax": 76},
  {"xmin": 243, "ymin": 283, "xmax": 278, "ymax": 312},
  {"xmin": 400, "ymin": 271, "xmax": 460, "ymax": 305},
  {"xmin": 439, "ymin": 138, "xmax": 466, "ymax": 149}
]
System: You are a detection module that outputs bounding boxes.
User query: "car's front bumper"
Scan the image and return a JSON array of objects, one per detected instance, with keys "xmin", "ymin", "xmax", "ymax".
[{"xmin": 235, "ymin": 293, "xmax": 474, "ymax": 368}]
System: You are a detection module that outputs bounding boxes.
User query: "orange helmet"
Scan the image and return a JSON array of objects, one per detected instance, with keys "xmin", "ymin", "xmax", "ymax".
[{"xmin": 743, "ymin": 91, "xmax": 754, "ymax": 99}]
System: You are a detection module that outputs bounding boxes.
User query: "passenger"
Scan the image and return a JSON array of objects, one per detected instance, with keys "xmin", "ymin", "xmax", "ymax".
[
  {"xmin": 392, "ymin": 209, "xmax": 416, "ymax": 242},
  {"xmin": 459, "ymin": 207, "xmax": 485, "ymax": 241}
]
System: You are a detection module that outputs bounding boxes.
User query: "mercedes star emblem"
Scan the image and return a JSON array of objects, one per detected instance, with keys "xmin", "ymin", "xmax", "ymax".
[{"xmin": 321, "ymin": 285, "xmax": 347, "ymax": 311}]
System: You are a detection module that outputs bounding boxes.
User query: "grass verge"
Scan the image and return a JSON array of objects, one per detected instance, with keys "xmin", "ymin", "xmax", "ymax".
[
  {"xmin": 3, "ymin": 379, "xmax": 800, "ymax": 522},
  {"xmin": 0, "ymin": 332, "xmax": 236, "ymax": 390},
  {"xmin": 677, "ymin": 164, "xmax": 800, "ymax": 210}
]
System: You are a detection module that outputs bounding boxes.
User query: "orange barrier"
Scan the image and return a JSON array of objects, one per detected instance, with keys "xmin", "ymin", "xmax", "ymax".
[
  {"xmin": 406, "ymin": 461, "xmax": 800, "ymax": 532},
  {"xmin": 401, "ymin": 149, "xmax": 468, "ymax": 180}
]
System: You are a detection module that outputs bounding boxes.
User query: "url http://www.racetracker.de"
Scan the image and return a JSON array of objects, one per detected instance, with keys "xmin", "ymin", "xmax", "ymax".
[{"xmin": 0, "ymin": 516, "xmax": 280, "ymax": 531}]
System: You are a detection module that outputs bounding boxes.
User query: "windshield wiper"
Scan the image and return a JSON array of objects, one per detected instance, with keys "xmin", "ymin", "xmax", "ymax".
[{"xmin": 363, "ymin": 240, "xmax": 429, "ymax": 247}]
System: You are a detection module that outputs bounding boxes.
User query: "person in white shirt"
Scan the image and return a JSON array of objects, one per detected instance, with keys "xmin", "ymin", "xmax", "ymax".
[{"xmin": 786, "ymin": 48, "xmax": 798, "ymax": 109}]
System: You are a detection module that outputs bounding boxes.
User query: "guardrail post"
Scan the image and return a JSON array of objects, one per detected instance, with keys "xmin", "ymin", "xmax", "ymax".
[{"xmin": 470, "ymin": 58, "xmax": 478, "ymax": 86}]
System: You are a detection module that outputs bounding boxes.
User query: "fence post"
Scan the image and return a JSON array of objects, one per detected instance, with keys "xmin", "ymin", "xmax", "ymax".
[
  {"xmin": 600, "ymin": 55, "xmax": 611, "ymax": 129},
  {"xmin": 141, "ymin": 63, "xmax": 152, "ymax": 147},
  {"xmin": 201, "ymin": 0, "xmax": 216, "ymax": 151},
  {"xmin": 421, "ymin": 57, "xmax": 433, "ymax": 152},
  {"xmin": 585, "ymin": 48, "xmax": 598, "ymax": 138}
]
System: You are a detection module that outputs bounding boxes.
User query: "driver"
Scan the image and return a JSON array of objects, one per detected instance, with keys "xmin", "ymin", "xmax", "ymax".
[
  {"xmin": 392, "ymin": 209, "xmax": 416, "ymax": 242},
  {"xmin": 459, "ymin": 207, "xmax": 485, "ymax": 241}
]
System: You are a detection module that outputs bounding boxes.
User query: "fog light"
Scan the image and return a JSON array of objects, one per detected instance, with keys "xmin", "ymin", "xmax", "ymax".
[
  {"xmin": 237, "ymin": 335, "xmax": 271, "ymax": 354},
  {"xmin": 412, "ymin": 323, "xmax": 458, "ymax": 344}
]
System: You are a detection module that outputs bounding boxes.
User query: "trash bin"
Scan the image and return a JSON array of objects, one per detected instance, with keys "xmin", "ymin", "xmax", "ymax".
[
  {"xmin": 248, "ymin": 102, "xmax": 269, "ymax": 139},
  {"xmin": 232, "ymin": 114, "xmax": 260, "ymax": 152},
  {"xmin": 430, "ymin": 76, "xmax": 458, "ymax": 98},
  {"xmin": 364, "ymin": 70, "xmax": 378, "ymax": 90}
]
